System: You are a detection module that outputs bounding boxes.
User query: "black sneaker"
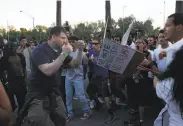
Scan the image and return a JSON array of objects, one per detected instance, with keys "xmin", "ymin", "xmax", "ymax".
[
  {"xmin": 105, "ymin": 114, "xmax": 116, "ymax": 124},
  {"xmin": 140, "ymin": 120, "xmax": 144, "ymax": 126},
  {"xmin": 66, "ymin": 116, "xmax": 73, "ymax": 122}
]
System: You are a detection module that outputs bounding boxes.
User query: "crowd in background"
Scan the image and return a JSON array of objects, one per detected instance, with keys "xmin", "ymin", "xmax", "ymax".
[{"xmin": 0, "ymin": 13, "xmax": 183, "ymax": 126}]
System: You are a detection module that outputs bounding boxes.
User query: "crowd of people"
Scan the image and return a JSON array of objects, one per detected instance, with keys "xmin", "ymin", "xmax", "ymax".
[{"xmin": 0, "ymin": 12, "xmax": 183, "ymax": 126}]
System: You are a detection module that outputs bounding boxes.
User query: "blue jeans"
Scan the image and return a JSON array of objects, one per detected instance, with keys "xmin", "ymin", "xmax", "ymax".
[{"xmin": 65, "ymin": 79, "xmax": 90, "ymax": 117}]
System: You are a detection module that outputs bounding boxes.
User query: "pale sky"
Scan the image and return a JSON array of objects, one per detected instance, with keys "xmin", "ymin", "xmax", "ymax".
[{"xmin": 1, "ymin": 0, "xmax": 175, "ymax": 30}]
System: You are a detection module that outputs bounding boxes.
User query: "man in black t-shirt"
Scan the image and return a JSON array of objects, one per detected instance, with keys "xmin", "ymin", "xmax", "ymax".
[{"xmin": 18, "ymin": 26, "xmax": 85, "ymax": 126}]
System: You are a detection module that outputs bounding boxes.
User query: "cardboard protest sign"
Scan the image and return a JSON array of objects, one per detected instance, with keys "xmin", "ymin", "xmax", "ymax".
[{"xmin": 97, "ymin": 38, "xmax": 144, "ymax": 77}]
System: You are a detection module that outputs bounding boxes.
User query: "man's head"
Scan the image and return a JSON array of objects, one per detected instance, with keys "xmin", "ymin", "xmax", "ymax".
[
  {"xmin": 68, "ymin": 35, "xmax": 79, "ymax": 50},
  {"xmin": 147, "ymin": 35, "xmax": 156, "ymax": 46},
  {"xmin": 92, "ymin": 38, "xmax": 101, "ymax": 52},
  {"xmin": 20, "ymin": 36, "xmax": 26, "ymax": 47},
  {"xmin": 164, "ymin": 13, "xmax": 183, "ymax": 42},
  {"xmin": 49, "ymin": 26, "xmax": 67, "ymax": 48},
  {"xmin": 158, "ymin": 29, "xmax": 168, "ymax": 47},
  {"xmin": 29, "ymin": 41, "xmax": 35, "ymax": 49},
  {"xmin": 114, "ymin": 37, "xmax": 121, "ymax": 44}
]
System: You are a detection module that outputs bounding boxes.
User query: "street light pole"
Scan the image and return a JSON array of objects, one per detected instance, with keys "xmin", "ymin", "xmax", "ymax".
[
  {"xmin": 163, "ymin": 0, "xmax": 166, "ymax": 25},
  {"xmin": 20, "ymin": 10, "xmax": 35, "ymax": 29},
  {"xmin": 33, "ymin": 17, "xmax": 35, "ymax": 29}
]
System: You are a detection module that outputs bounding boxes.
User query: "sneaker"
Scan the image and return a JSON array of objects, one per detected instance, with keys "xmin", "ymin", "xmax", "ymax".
[
  {"xmin": 90, "ymin": 100, "xmax": 95, "ymax": 109},
  {"xmin": 116, "ymin": 98, "xmax": 127, "ymax": 106},
  {"xmin": 98, "ymin": 97, "xmax": 105, "ymax": 104},
  {"xmin": 140, "ymin": 120, "xmax": 144, "ymax": 126},
  {"xmin": 66, "ymin": 116, "xmax": 73, "ymax": 122},
  {"xmin": 73, "ymin": 96, "xmax": 78, "ymax": 100},
  {"xmin": 105, "ymin": 114, "xmax": 116, "ymax": 124},
  {"xmin": 80, "ymin": 111, "xmax": 92, "ymax": 120}
]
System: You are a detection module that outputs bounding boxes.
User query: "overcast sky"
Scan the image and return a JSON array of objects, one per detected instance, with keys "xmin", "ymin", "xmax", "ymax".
[{"xmin": 1, "ymin": 0, "xmax": 175, "ymax": 30}]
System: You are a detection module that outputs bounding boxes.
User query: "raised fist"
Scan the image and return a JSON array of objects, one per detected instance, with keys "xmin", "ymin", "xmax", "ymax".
[{"xmin": 159, "ymin": 51, "xmax": 167, "ymax": 60}]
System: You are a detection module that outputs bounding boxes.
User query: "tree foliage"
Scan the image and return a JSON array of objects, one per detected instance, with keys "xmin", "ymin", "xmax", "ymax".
[{"xmin": 0, "ymin": 15, "xmax": 160, "ymax": 42}]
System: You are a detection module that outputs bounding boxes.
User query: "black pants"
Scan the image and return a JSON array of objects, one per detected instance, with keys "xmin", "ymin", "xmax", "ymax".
[
  {"xmin": 59, "ymin": 76, "xmax": 66, "ymax": 106},
  {"xmin": 109, "ymin": 77, "xmax": 126, "ymax": 101},
  {"xmin": 87, "ymin": 76, "xmax": 109, "ymax": 100},
  {"xmin": 126, "ymin": 77, "xmax": 157, "ymax": 108},
  {"xmin": 88, "ymin": 72, "xmax": 93, "ymax": 82},
  {"xmin": 9, "ymin": 76, "xmax": 27, "ymax": 112}
]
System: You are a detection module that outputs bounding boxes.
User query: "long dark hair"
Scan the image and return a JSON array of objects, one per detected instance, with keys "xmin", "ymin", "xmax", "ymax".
[{"xmin": 158, "ymin": 46, "xmax": 183, "ymax": 116}]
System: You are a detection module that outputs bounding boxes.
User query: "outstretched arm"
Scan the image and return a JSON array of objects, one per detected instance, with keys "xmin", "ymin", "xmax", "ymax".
[{"xmin": 0, "ymin": 81, "xmax": 12, "ymax": 126}]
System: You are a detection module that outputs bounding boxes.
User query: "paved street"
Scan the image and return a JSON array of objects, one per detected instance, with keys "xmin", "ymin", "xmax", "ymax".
[
  {"xmin": 66, "ymin": 79, "xmax": 158, "ymax": 126},
  {"xmin": 66, "ymin": 99, "xmax": 158, "ymax": 126},
  {"xmin": 12, "ymin": 97, "xmax": 158, "ymax": 126},
  {"xmin": 12, "ymin": 78, "xmax": 158, "ymax": 126}
]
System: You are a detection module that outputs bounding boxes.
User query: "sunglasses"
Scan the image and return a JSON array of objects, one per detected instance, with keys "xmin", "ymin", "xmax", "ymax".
[{"xmin": 93, "ymin": 43, "xmax": 99, "ymax": 45}]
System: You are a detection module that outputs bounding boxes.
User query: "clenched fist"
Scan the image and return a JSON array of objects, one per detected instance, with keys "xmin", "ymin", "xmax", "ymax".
[
  {"xmin": 77, "ymin": 40, "xmax": 85, "ymax": 51},
  {"xmin": 62, "ymin": 43, "xmax": 73, "ymax": 54},
  {"xmin": 159, "ymin": 51, "xmax": 167, "ymax": 60}
]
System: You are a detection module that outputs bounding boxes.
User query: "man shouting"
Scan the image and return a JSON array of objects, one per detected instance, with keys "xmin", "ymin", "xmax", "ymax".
[{"xmin": 18, "ymin": 26, "xmax": 85, "ymax": 126}]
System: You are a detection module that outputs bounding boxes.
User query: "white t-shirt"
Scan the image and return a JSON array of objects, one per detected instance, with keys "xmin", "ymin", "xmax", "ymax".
[{"xmin": 152, "ymin": 46, "xmax": 172, "ymax": 73}]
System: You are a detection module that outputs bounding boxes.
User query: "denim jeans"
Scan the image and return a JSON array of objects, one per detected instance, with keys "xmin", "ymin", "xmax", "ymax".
[{"xmin": 65, "ymin": 79, "xmax": 90, "ymax": 117}]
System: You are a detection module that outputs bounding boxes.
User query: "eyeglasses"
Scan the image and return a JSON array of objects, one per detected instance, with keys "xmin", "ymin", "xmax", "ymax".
[{"xmin": 93, "ymin": 43, "xmax": 99, "ymax": 45}]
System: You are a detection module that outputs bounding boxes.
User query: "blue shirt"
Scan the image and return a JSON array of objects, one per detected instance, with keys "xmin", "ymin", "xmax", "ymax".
[
  {"xmin": 92, "ymin": 51, "xmax": 108, "ymax": 77},
  {"xmin": 66, "ymin": 50, "xmax": 83, "ymax": 80}
]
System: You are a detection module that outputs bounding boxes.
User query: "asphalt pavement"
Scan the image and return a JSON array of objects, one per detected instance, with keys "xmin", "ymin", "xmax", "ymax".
[
  {"xmin": 12, "ymin": 78, "xmax": 159, "ymax": 126},
  {"xmin": 66, "ymin": 99, "xmax": 158, "ymax": 126}
]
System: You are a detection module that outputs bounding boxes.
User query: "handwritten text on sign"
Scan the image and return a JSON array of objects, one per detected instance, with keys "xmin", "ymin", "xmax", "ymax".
[{"xmin": 97, "ymin": 38, "xmax": 136, "ymax": 74}]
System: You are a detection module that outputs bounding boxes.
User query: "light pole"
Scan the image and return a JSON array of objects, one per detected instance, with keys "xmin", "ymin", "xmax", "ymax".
[
  {"xmin": 123, "ymin": 6, "xmax": 127, "ymax": 35},
  {"xmin": 20, "ymin": 10, "xmax": 35, "ymax": 29},
  {"xmin": 163, "ymin": 0, "xmax": 166, "ymax": 25}
]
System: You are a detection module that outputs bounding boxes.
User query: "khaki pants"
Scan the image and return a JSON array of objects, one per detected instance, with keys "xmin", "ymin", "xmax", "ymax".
[{"xmin": 21, "ymin": 96, "xmax": 67, "ymax": 126}]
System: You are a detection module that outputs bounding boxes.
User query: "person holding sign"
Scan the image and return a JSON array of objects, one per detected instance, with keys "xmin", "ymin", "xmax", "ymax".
[{"xmin": 86, "ymin": 38, "xmax": 116, "ymax": 124}]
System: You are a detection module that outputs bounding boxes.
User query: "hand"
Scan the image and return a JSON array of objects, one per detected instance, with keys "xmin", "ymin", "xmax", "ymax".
[
  {"xmin": 159, "ymin": 51, "xmax": 167, "ymax": 60},
  {"xmin": 140, "ymin": 59, "xmax": 150, "ymax": 66},
  {"xmin": 137, "ymin": 66, "xmax": 148, "ymax": 71},
  {"xmin": 62, "ymin": 43, "xmax": 73, "ymax": 54},
  {"xmin": 77, "ymin": 40, "xmax": 85, "ymax": 51},
  {"xmin": 153, "ymin": 76, "xmax": 159, "ymax": 88}
]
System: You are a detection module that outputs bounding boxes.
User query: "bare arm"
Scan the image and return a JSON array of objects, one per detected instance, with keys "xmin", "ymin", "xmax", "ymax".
[
  {"xmin": 37, "ymin": 40, "xmax": 85, "ymax": 76},
  {"xmin": 69, "ymin": 50, "xmax": 83, "ymax": 67},
  {"xmin": 38, "ymin": 50, "xmax": 83, "ymax": 76},
  {"xmin": 0, "ymin": 81, "xmax": 12, "ymax": 125},
  {"xmin": 38, "ymin": 54, "xmax": 66, "ymax": 76}
]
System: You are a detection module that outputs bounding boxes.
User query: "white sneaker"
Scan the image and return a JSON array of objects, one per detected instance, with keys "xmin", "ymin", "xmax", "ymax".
[
  {"xmin": 98, "ymin": 97, "xmax": 105, "ymax": 104},
  {"xmin": 73, "ymin": 96, "xmax": 78, "ymax": 100},
  {"xmin": 90, "ymin": 100, "xmax": 95, "ymax": 109},
  {"xmin": 116, "ymin": 98, "xmax": 127, "ymax": 106}
]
